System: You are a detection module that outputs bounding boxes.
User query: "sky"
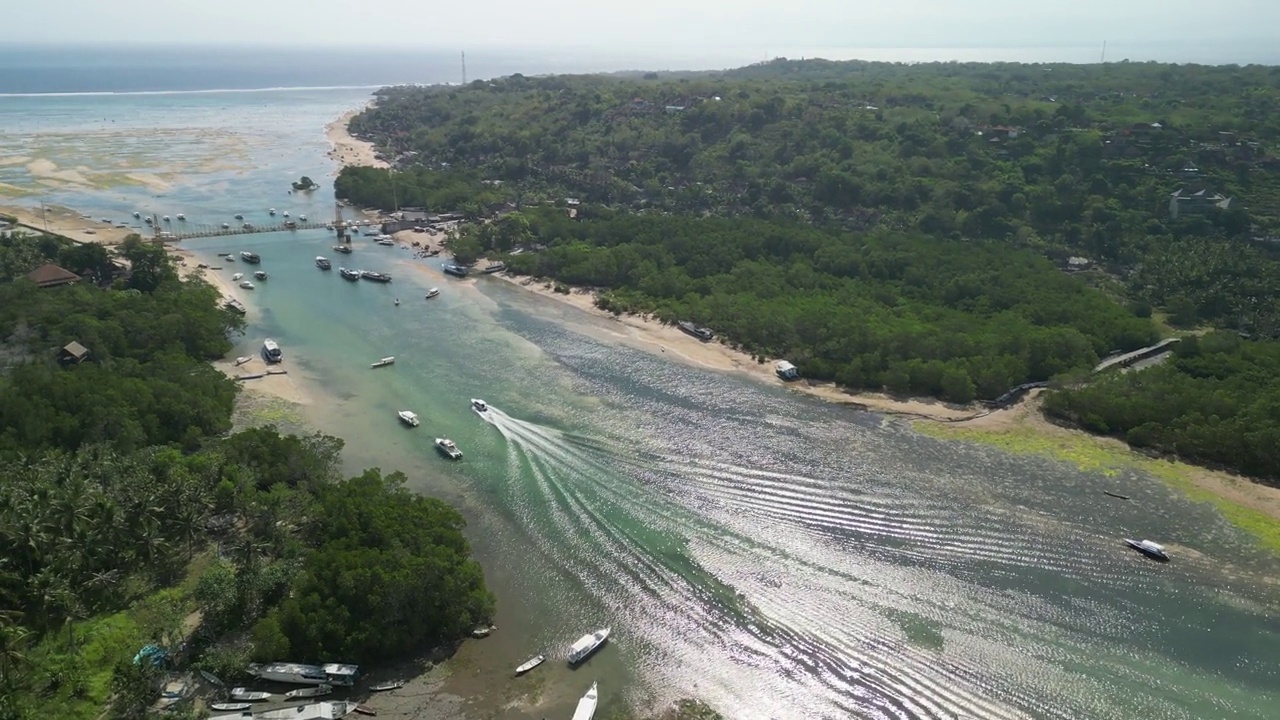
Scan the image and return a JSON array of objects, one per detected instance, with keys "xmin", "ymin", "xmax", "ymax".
[{"xmin": 9, "ymin": 0, "xmax": 1280, "ymax": 64}]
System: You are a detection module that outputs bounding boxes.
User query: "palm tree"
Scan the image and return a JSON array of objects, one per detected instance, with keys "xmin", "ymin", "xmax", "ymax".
[{"xmin": 0, "ymin": 619, "xmax": 31, "ymax": 691}]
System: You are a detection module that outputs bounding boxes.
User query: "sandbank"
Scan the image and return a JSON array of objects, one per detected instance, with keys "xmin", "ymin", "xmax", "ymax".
[
  {"xmin": 0, "ymin": 203, "xmax": 138, "ymax": 245},
  {"xmin": 326, "ymin": 108, "xmax": 388, "ymax": 169}
]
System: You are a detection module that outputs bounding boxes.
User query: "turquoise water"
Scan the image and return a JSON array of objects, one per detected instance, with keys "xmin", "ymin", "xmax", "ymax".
[{"xmin": 7, "ymin": 87, "xmax": 1280, "ymax": 720}]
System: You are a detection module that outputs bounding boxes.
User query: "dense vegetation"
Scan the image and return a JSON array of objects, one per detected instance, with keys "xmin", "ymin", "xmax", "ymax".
[
  {"xmin": 340, "ymin": 59, "xmax": 1280, "ymax": 481},
  {"xmin": 1045, "ymin": 332, "xmax": 1280, "ymax": 482},
  {"xmin": 0, "ymin": 233, "xmax": 491, "ymax": 720}
]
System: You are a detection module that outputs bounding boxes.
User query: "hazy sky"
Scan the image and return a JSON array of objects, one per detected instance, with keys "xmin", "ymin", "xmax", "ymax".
[{"xmin": 10, "ymin": 0, "xmax": 1279, "ymax": 56}]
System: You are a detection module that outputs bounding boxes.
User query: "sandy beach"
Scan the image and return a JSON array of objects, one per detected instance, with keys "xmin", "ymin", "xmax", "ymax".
[
  {"xmin": 1, "ymin": 203, "xmax": 139, "ymax": 245},
  {"xmin": 326, "ymin": 108, "xmax": 388, "ymax": 169}
]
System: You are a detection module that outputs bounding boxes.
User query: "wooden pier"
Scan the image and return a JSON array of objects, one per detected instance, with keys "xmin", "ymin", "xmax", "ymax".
[{"xmin": 153, "ymin": 220, "xmax": 336, "ymax": 241}]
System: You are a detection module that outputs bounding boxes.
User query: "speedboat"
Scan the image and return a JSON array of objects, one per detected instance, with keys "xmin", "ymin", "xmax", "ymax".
[
  {"xmin": 132, "ymin": 211, "xmax": 141, "ymax": 218},
  {"xmin": 163, "ymin": 215, "xmax": 170, "ymax": 222},
  {"xmin": 371, "ymin": 356, "xmax": 396, "ymax": 368},
  {"xmin": 268, "ymin": 208, "xmax": 276, "ymax": 216},
  {"xmin": 234, "ymin": 213, "xmax": 244, "ymax": 220},
  {"xmin": 283, "ymin": 211, "xmax": 290, "ymax": 218},
  {"xmin": 176, "ymin": 213, "xmax": 186, "ymax": 221},
  {"xmin": 1124, "ymin": 538, "xmax": 1170, "ymax": 562},
  {"xmin": 261, "ymin": 338, "xmax": 282, "ymax": 363},
  {"xmin": 253, "ymin": 270, "xmax": 267, "ymax": 281},
  {"xmin": 397, "ymin": 410, "xmax": 419, "ymax": 427},
  {"xmin": 571, "ymin": 682, "xmax": 599, "ymax": 720},
  {"xmin": 299, "ymin": 214, "xmax": 307, "ymax": 221},
  {"xmin": 228, "ymin": 688, "xmax": 272, "ymax": 702},
  {"xmin": 514, "ymin": 654, "xmax": 545, "ymax": 676},
  {"xmin": 240, "ymin": 251, "xmax": 260, "ymax": 264},
  {"xmin": 209, "ymin": 703, "xmax": 251, "ymax": 712},
  {"xmin": 435, "ymin": 438, "xmax": 462, "ymax": 460},
  {"xmin": 360, "ymin": 270, "xmax": 392, "ymax": 283},
  {"xmin": 239, "ymin": 280, "xmax": 255, "ymax": 290},
  {"xmin": 332, "ymin": 244, "xmax": 353, "ymax": 254},
  {"xmin": 221, "ymin": 222, "xmax": 230, "ymax": 229},
  {"xmin": 567, "ymin": 628, "xmax": 610, "ymax": 665},
  {"xmin": 231, "ymin": 273, "xmax": 244, "ymax": 281},
  {"xmin": 425, "ymin": 288, "xmax": 440, "ymax": 299},
  {"xmin": 471, "ymin": 399, "xmax": 487, "ymax": 412},
  {"xmin": 339, "ymin": 267, "xmax": 361, "ymax": 281},
  {"xmin": 144, "ymin": 216, "xmax": 153, "ymax": 225},
  {"xmin": 316, "ymin": 256, "xmax": 331, "ymax": 270}
]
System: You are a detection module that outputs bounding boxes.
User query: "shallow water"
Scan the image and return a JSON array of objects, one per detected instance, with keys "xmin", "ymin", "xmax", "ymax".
[{"xmin": 9, "ymin": 87, "xmax": 1280, "ymax": 720}]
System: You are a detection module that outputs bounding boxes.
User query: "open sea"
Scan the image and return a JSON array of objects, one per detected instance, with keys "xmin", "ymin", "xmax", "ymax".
[{"xmin": 3, "ymin": 45, "xmax": 1280, "ymax": 720}]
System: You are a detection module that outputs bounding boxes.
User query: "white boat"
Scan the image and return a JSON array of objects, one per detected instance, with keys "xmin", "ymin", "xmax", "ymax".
[
  {"xmin": 368, "ymin": 680, "xmax": 403, "ymax": 692},
  {"xmin": 247, "ymin": 662, "xmax": 359, "ymax": 687},
  {"xmin": 253, "ymin": 270, "xmax": 268, "ymax": 281},
  {"xmin": 571, "ymin": 682, "xmax": 599, "ymax": 720},
  {"xmin": 425, "ymin": 288, "xmax": 440, "ymax": 299},
  {"xmin": 132, "ymin": 211, "xmax": 141, "ymax": 218},
  {"xmin": 222, "ymin": 223, "xmax": 230, "ymax": 229},
  {"xmin": 239, "ymin": 281, "xmax": 255, "ymax": 290},
  {"xmin": 285, "ymin": 684, "xmax": 332, "ymax": 699},
  {"xmin": 1125, "ymin": 538, "xmax": 1170, "ymax": 562},
  {"xmin": 231, "ymin": 273, "xmax": 244, "ymax": 281},
  {"xmin": 316, "ymin": 256, "xmax": 331, "ymax": 270},
  {"xmin": 209, "ymin": 703, "xmax": 251, "ymax": 711},
  {"xmin": 372, "ymin": 356, "xmax": 396, "ymax": 369},
  {"xmin": 176, "ymin": 213, "xmax": 186, "ymax": 221},
  {"xmin": 283, "ymin": 211, "xmax": 290, "ymax": 218},
  {"xmin": 163, "ymin": 215, "xmax": 170, "ymax": 222},
  {"xmin": 228, "ymin": 688, "xmax": 272, "ymax": 701},
  {"xmin": 262, "ymin": 338, "xmax": 282, "ymax": 363},
  {"xmin": 299, "ymin": 214, "xmax": 307, "ymax": 221},
  {"xmin": 471, "ymin": 626, "xmax": 491, "ymax": 638},
  {"xmin": 471, "ymin": 399, "xmax": 487, "ymax": 412},
  {"xmin": 435, "ymin": 438, "xmax": 462, "ymax": 460},
  {"xmin": 397, "ymin": 410, "xmax": 419, "ymax": 427},
  {"xmin": 376, "ymin": 238, "xmax": 394, "ymax": 246},
  {"xmin": 514, "ymin": 654, "xmax": 545, "ymax": 675},
  {"xmin": 269, "ymin": 208, "xmax": 276, "ymax": 215},
  {"xmin": 567, "ymin": 628, "xmax": 610, "ymax": 665}
]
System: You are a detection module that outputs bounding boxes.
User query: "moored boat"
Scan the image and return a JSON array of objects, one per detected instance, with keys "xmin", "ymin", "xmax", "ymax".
[
  {"xmin": 1124, "ymin": 538, "xmax": 1170, "ymax": 562},
  {"xmin": 514, "ymin": 654, "xmax": 545, "ymax": 676},
  {"xmin": 284, "ymin": 684, "xmax": 332, "ymax": 699},
  {"xmin": 239, "ymin": 281, "xmax": 255, "ymax": 290},
  {"xmin": 246, "ymin": 661, "xmax": 358, "ymax": 687},
  {"xmin": 355, "ymin": 705, "xmax": 377, "ymax": 716},
  {"xmin": 228, "ymin": 688, "xmax": 272, "ymax": 701},
  {"xmin": 471, "ymin": 626, "xmax": 491, "ymax": 638},
  {"xmin": 368, "ymin": 680, "xmax": 403, "ymax": 692},
  {"xmin": 361, "ymin": 270, "xmax": 392, "ymax": 283},
  {"xmin": 571, "ymin": 682, "xmax": 599, "ymax": 720},
  {"xmin": 253, "ymin": 270, "xmax": 268, "ymax": 281},
  {"xmin": 471, "ymin": 399, "xmax": 487, "ymax": 412},
  {"xmin": 221, "ymin": 222, "xmax": 230, "ymax": 229},
  {"xmin": 209, "ymin": 702, "xmax": 251, "ymax": 711},
  {"xmin": 567, "ymin": 628, "xmax": 610, "ymax": 665},
  {"xmin": 316, "ymin": 256, "xmax": 331, "ymax": 270},
  {"xmin": 333, "ymin": 244, "xmax": 353, "ymax": 254},
  {"xmin": 424, "ymin": 288, "xmax": 440, "ymax": 299},
  {"xmin": 176, "ymin": 213, "xmax": 186, "ymax": 221},
  {"xmin": 442, "ymin": 263, "xmax": 468, "ymax": 277},
  {"xmin": 397, "ymin": 410, "xmax": 419, "ymax": 427},
  {"xmin": 371, "ymin": 356, "xmax": 396, "ymax": 369},
  {"xmin": 224, "ymin": 298, "xmax": 247, "ymax": 315},
  {"xmin": 299, "ymin": 214, "xmax": 307, "ymax": 221},
  {"xmin": 133, "ymin": 211, "xmax": 141, "ymax": 218},
  {"xmin": 234, "ymin": 213, "xmax": 244, "ymax": 220},
  {"xmin": 262, "ymin": 338, "xmax": 282, "ymax": 364},
  {"xmin": 231, "ymin": 272, "xmax": 244, "ymax": 281},
  {"xmin": 240, "ymin": 251, "xmax": 261, "ymax": 264},
  {"xmin": 339, "ymin": 268, "xmax": 361, "ymax": 281},
  {"xmin": 435, "ymin": 438, "xmax": 462, "ymax": 460},
  {"xmin": 269, "ymin": 208, "xmax": 276, "ymax": 216}
]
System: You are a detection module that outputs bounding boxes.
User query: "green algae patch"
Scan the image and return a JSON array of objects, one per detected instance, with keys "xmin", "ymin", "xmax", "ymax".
[{"xmin": 915, "ymin": 420, "xmax": 1280, "ymax": 555}]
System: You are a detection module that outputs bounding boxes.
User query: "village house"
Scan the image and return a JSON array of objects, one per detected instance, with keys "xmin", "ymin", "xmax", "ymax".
[
  {"xmin": 57, "ymin": 341, "xmax": 91, "ymax": 366},
  {"xmin": 25, "ymin": 263, "xmax": 81, "ymax": 288},
  {"xmin": 1169, "ymin": 187, "xmax": 1233, "ymax": 219}
]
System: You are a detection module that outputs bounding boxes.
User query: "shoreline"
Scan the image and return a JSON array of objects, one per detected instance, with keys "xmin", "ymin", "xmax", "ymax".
[
  {"xmin": 489, "ymin": 272, "xmax": 1280, "ymax": 539},
  {"xmin": 1, "ymin": 202, "xmax": 139, "ymax": 245},
  {"xmin": 326, "ymin": 108, "xmax": 388, "ymax": 169}
]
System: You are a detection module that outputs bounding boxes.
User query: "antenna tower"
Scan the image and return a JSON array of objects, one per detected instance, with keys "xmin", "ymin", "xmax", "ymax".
[
  {"xmin": 461, "ymin": 51, "xmax": 467, "ymax": 84},
  {"xmin": 1101, "ymin": 40, "xmax": 1107, "ymax": 63}
]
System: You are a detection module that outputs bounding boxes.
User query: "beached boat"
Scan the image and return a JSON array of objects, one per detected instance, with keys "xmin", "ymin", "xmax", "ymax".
[
  {"xmin": 332, "ymin": 244, "xmax": 353, "ymax": 254},
  {"xmin": 1103, "ymin": 491, "xmax": 1130, "ymax": 500},
  {"xmin": 571, "ymin": 682, "xmax": 599, "ymax": 720},
  {"xmin": 224, "ymin": 298, "xmax": 247, "ymax": 315},
  {"xmin": 360, "ymin": 270, "xmax": 392, "ymax": 283},
  {"xmin": 397, "ymin": 410, "xmax": 419, "ymax": 427},
  {"xmin": 371, "ymin": 356, "xmax": 395, "ymax": 369},
  {"xmin": 677, "ymin": 320, "xmax": 715, "ymax": 342},
  {"xmin": 471, "ymin": 399, "xmax": 487, "ymax": 412},
  {"xmin": 435, "ymin": 438, "xmax": 462, "ymax": 460},
  {"xmin": 425, "ymin": 288, "xmax": 440, "ymax": 299},
  {"xmin": 471, "ymin": 626, "xmax": 491, "ymax": 638},
  {"xmin": 482, "ymin": 261, "xmax": 505, "ymax": 274},
  {"xmin": 316, "ymin": 256, "xmax": 331, "ymax": 270},
  {"xmin": 368, "ymin": 680, "xmax": 404, "ymax": 692},
  {"xmin": 231, "ymin": 273, "xmax": 244, "ymax": 281},
  {"xmin": 567, "ymin": 628, "xmax": 610, "ymax": 665},
  {"xmin": 246, "ymin": 662, "xmax": 358, "ymax": 687},
  {"xmin": 240, "ymin": 251, "xmax": 261, "ymax": 264},
  {"xmin": 355, "ymin": 705, "xmax": 377, "ymax": 716},
  {"xmin": 339, "ymin": 268, "xmax": 361, "ymax": 281},
  {"xmin": 1125, "ymin": 538, "xmax": 1170, "ymax": 562},
  {"xmin": 239, "ymin": 281, "xmax": 255, "ymax": 290},
  {"xmin": 209, "ymin": 703, "xmax": 251, "ymax": 712},
  {"xmin": 514, "ymin": 654, "xmax": 545, "ymax": 676},
  {"xmin": 284, "ymin": 684, "xmax": 332, "ymax": 699},
  {"xmin": 261, "ymin": 338, "xmax": 282, "ymax": 364},
  {"xmin": 442, "ymin": 263, "xmax": 468, "ymax": 278},
  {"xmin": 228, "ymin": 688, "xmax": 272, "ymax": 701},
  {"xmin": 234, "ymin": 355, "xmax": 252, "ymax": 366},
  {"xmin": 253, "ymin": 270, "xmax": 268, "ymax": 281}
]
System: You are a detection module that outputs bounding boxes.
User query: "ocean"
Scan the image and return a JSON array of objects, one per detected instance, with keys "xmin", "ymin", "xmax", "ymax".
[{"xmin": 3, "ymin": 44, "xmax": 1280, "ymax": 720}]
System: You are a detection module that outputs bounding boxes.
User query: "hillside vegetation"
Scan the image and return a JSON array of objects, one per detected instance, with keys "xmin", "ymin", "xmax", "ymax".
[{"xmin": 342, "ymin": 59, "xmax": 1280, "ymax": 482}]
